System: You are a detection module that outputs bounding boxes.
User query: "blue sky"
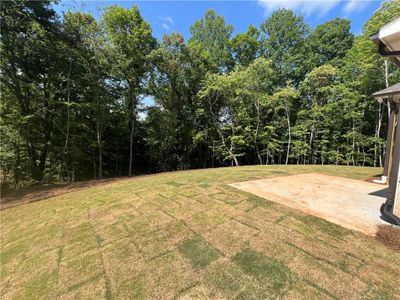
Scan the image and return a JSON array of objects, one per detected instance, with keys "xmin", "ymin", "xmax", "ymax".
[{"xmin": 55, "ymin": 0, "xmax": 384, "ymax": 40}]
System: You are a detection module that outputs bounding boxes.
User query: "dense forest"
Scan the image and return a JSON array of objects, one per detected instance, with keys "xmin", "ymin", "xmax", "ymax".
[{"xmin": 1, "ymin": 0, "xmax": 400, "ymax": 185}]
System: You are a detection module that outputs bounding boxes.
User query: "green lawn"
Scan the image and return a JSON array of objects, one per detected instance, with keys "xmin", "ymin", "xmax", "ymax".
[{"xmin": 1, "ymin": 165, "xmax": 399, "ymax": 299}]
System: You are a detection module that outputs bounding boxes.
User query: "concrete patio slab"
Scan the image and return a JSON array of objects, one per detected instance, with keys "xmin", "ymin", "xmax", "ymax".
[{"xmin": 229, "ymin": 173, "xmax": 389, "ymax": 236}]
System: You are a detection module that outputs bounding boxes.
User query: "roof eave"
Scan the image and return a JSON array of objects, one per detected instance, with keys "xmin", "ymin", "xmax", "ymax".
[{"xmin": 370, "ymin": 30, "xmax": 400, "ymax": 67}]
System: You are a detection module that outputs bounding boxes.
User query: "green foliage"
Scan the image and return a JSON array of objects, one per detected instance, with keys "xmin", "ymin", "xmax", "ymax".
[
  {"xmin": 231, "ymin": 25, "xmax": 261, "ymax": 67},
  {"xmin": 1, "ymin": 0, "xmax": 398, "ymax": 185},
  {"xmin": 363, "ymin": 0, "xmax": 400, "ymax": 36},
  {"xmin": 308, "ymin": 18, "xmax": 354, "ymax": 68},
  {"xmin": 1, "ymin": 0, "xmax": 66, "ymax": 182},
  {"xmin": 260, "ymin": 9, "xmax": 310, "ymax": 85},
  {"xmin": 189, "ymin": 9, "xmax": 234, "ymax": 72},
  {"xmin": 103, "ymin": 5, "xmax": 155, "ymax": 84}
]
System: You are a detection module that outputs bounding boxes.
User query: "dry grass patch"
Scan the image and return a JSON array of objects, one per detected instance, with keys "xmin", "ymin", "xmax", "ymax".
[
  {"xmin": 203, "ymin": 220, "xmax": 258, "ymax": 257},
  {"xmin": 57, "ymin": 251, "xmax": 103, "ymax": 293},
  {"xmin": 358, "ymin": 259, "xmax": 400, "ymax": 296},
  {"xmin": 109, "ymin": 274, "xmax": 147, "ymax": 299},
  {"xmin": 177, "ymin": 284, "xmax": 223, "ymax": 300},
  {"xmin": 185, "ymin": 210, "xmax": 229, "ymax": 233},
  {"xmin": 286, "ymin": 244, "xmax": 368, "ymax": 298},
  {"xmin": 210, "ymin": 190, "xmax": 246, "ymax": 205},
  {"xmin": 58, "ymin": 276, "xmax": 107, "ymax": 299},
  {"xmin": 230, "ymin": 205, "xmax": 285, "ymax": 230},
  {"xmin": 102, "ymin": 245, "xmax": 147, "ymax": 297},
  {"xmin": 285, "ymin": 280, "xmax": 336, "ymax": 299},
  {"xmin": 3, "ymin": 271, "xmax": 57, "ymax": 299},
  {"xmin": 95, "ymin": 221, "xmax": 130, "ymax": 246},
  {"xmin": 2, "ymin": 165, "xmax": 400, "ymax": 299},
  {"xmin": 101, "ymin": 237, "xmax": 143, "ymax": 263},
  {"xmin": 244, "ymin": 193, "xmax": 274, "ymax": 210},
  {"xmin": 204, "ymin": 259, "xmax": 267, "ymax": 299},
  {"xmin": 178, "ymin": 186, "xmax": 203, "ymax": 197},
  {"xmin": 375, "ymin": 224, "xmax": 400, "ymax": 251},
  {"xmin": 249, "ymin": 221, "xmax": 300, "ymax": 247},
  {"xmin": 162, "ymin": 197, "xmax": 205, "ymax": 220},
  {"xmin": 280, "ymin": 228, "xmax": 365, "ymax": 274},
  {"xmin": 1, "ymin": 249, "xmax": 58, "ymax": 299},
  {"xmin": 144, "ymin": 250, "xmax": 197, "ymax": 299},
  {"xmin": 62, "ymin": 230, "xmax": 99, "ymax": 261},
  {"xmin": 277, "ymin": 213, "xmax": 350, "ymax": 240},
  {"xmin": 162, "ymin": 220, "xmax": 193, "ymax": 246},
  {"xmin": 135, "ymin": 230, "xmax": 171, "ymax": 260},
  {"xmin": 204, "ymin": 259, "xmax": 253, "ymax": 298}
]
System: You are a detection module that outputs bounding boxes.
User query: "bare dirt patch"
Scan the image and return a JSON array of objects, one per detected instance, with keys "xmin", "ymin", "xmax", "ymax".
[
  {"xmin": 1, "ymin": 178, "xmax": 124, "ymax": 210},
  {"xmin": 230, "ymin": 173, "xmax": 387, "ymax": 235}
]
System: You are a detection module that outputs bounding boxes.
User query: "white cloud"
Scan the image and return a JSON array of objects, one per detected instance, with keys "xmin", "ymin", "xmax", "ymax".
[
  {"xmin": 343, "ymin": 0, "xmax": 369, "ymax": 14},
  {"xmin": 257, "ymin": 0, "xmax": 371, "ymax": 18},
  {"xmin": 257, "ymin": 0, "xmax": 339, "ymax": 17},
  {"xmin": 161, "ymin": 16, "xmax": 174, "ymax": 31},
  {"xmin": 164, "ymin": 16, "xmax": 174, "ymax": 24}
]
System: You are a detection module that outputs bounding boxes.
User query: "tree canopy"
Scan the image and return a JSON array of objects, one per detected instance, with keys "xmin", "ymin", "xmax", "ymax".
[{"xmin": 1, "ymin": 0, "xmax": 399, "ymax": 186}]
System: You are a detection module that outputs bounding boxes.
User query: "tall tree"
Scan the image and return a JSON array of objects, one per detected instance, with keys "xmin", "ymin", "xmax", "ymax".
[
  {"xmin": 1, "ymin": 0, "xmax": 66, "ymax": 182},
  {"xmin": 103, "ymin": 5, "xmax": 156, "ymax": 176},
  {"xmin": 231, "ymin": 25, "xmax": 261, "ymax": 67},
  {"xmin": 198, "ymin": 72, "xmax": 244, "ymax": 166},
  {"xmin": 62, "ymin": 12, "xmax": 111, "ymax": 180},
  {"xmin": 148, "ymin": 33, "xmax": 205, "ymax": 170},
  {"xmin": 189, "ymin": 9, "xmax": 234, "ymax": 72},
  {"xmin": 237, "ymin": 58, "xmax": 276, "ymax": 164},
  {"xmin": 271, "ymin": 86, "xmax": 299, "ymax": 164},
  {"xmin": 341, "ymin": 0, "xmax": 400, "ymax": 166},
  {"xmin": 299, "ymin": 64, "xmax": 338, "ymax": 163},
  {"xmin": 260, "ymin": 9, "xmax": 310, "ymax": 86},
  {"xmin": 308, "ymin": 18, "xmax": 353, "ymax": 68}
]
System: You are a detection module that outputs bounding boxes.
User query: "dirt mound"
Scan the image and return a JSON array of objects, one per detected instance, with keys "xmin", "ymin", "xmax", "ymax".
[{"xmin": 375, "ymin": 225, "xmax": 400, "ymax": 251}]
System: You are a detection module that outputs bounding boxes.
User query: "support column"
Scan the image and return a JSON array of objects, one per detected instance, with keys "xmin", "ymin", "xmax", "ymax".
[
  {"xmin": 386, "ymin": 103, "xmax": 400, "ymax": 214},
  {"xmin": 383, "ymin": 104, "xmax": 396, "ymax": 178}
]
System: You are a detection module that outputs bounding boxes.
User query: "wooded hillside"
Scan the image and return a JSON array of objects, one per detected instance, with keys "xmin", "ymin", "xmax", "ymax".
[{"xmin": 1, "ymin": 0, "xmax": 400, "ymax": 184}]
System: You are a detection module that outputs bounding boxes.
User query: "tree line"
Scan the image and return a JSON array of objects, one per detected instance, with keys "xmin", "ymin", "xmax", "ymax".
[{"xmin": 1, "ymin": 0, "xmax": 400, "ymax": 185}]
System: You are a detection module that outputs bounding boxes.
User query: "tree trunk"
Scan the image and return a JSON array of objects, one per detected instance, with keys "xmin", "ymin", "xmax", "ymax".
[
  {"xmin": 352, "ymin": 122, "xmax": 356, "ymax": 166},
  {"xmin": 256, "ymin": 145, "xmax": 262, "ymax": 165},
  {"xmin": 128, "ymin": 94, "xmax": 135, "ymax": 176},
  {"xmin": 309, "ymin": 126, "xmax": 314, "ymax": 164},
  {"xmin": 254, "ymin": 99, "xmax": 262, "ymax": 165},
  {"xmin": 97, "ymin": 125, "xmax": 103, "ymax": 179},
  {"xmin": 375, "ymin": 102, "xmax": 383, "ymax": 167},
  {"xmin": 231, "ymin": 152, "xmax": 239, "ymax": 166},
  {"xmin": 13, "ymin": 143, "xmax": 21, "ymax": 187},
  {"xmin": 285, "ymin": 109, "xmax": 291, "ymax": 165},
  {"xmin": 336, "ymin": 149, "xmax": 339, "ymax": 166},
  {"xmin": 95, "ymin": 53, "xmax": 102, "ymax": 179},
  {"xmin": 64, "ymin": 59, "xmax": 72, "ymax": 180},
  {"xmin": 115, "ymin": 150, "xmax": 119, "ymax": 176},
  {"xmin": 30, "ymin": 158, "xmax": 43, "ymax": 182}
]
